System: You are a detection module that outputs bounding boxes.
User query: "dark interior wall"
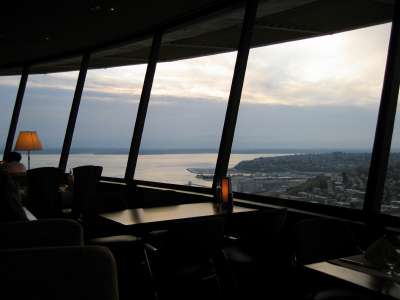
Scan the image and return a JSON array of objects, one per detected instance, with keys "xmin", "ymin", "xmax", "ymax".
[
  {"xmin": 132, "ymin": 186, "xmax": 212, "ymax": 208},
  {"xmin": 98, "ymin": 181, "xmax": 212, "ymax": 210}
]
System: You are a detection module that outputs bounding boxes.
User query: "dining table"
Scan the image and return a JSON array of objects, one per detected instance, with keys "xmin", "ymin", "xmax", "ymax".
[
  {"xmin": 99, "ymin": 201, "xmax": 256, "ymax": 234},
  {"xmin": 305, "ymin": 254, "xmax": 400, "ymax": 299}
]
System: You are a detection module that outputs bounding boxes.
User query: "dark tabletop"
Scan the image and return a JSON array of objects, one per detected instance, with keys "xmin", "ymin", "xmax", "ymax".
[{"xmin": 100, "ymin": 202, "xmax": 255, "ymax": 226}]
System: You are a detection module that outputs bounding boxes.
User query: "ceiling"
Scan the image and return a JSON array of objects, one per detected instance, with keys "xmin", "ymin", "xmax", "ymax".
[{"xmin": 0, "ymin": 0, "xmax": 394, "ymax": 75}]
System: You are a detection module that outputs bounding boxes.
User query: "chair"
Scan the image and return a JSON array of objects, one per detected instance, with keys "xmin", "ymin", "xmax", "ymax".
[
  {"xmin": 72, "ymin": 165, "xmax": 103, "ymax": 218},
  {"xmin": 0, "ymin": 245, "xmax": 119, "ymax": 300},
  {"xmin": 72, "ymin": 164, "xmax": 135, "ymax": 241},
  {"xmin": 292, "ymin": 217, "xmax": 365, "ymax": 300},
  {"xmin": 144, "ymin": 216, "xmax": 226, "ymax": 299},
  {"xmin": 88, "ymin": 234, "xmax": 153, "ymax": 300},
  {"xmin": 224, "ymin": 208, "xmax": 287, "ymax": 251},
  {"xmin": 292, "ymin": 217, "xmax": 361, "ymax": 265},
  {"xmin": 26, "ymin": 167, "xmax": 65, "ymax": 218},
  {"xmin": 72, "ymin": 166, "xmax": 146, "ymax": 299},
  {"xmin": 222, "ymin": 208, "xmax": 288, "ymax": 298}
]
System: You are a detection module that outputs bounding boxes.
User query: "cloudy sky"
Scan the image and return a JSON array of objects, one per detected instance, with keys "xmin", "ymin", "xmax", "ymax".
[{"xmin": 0, "ymin": 22, "xmax": 397, "ymax": 153}]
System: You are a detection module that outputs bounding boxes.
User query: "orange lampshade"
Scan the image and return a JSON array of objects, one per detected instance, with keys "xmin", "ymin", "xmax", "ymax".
[
  {"xmin": 221, "ymin": 177, "xmax": 230, "ymax": 203},
  {"xmin": 14, "ymin": 131, "xmax": 43, "ymax": 151}
]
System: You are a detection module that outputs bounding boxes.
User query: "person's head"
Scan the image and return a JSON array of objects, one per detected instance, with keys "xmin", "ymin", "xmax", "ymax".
[{"xmin": 5, "ymin": 152, "xmax": 22, "ymax": 163}]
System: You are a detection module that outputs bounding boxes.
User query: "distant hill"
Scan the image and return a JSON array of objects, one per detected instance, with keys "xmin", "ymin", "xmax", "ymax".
[{"xmin": 233, "ymin": 152, "xmax": 384, "ymax": 173}]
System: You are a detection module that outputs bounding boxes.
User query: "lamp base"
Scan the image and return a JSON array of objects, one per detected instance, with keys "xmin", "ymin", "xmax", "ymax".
[{"xmin": 27, "ymin": 150, "xmax": 31, "ymax": 170}]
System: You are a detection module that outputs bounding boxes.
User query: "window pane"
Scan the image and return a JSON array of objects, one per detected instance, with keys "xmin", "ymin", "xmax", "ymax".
[
  {"xmin": 0, "ymin": 75, "xmax": 20, "ymax": 154},
  {"xmin": 382, "ymin": 91, "xmax": 400, "ymax": 216},
  {"xmin": 135, "ymin": 45, "xmax": 241, "ymax": 186},
  {"xmin": 134, "ymin": 7, "xmax": 245, "ymax": 187},
  {"xmin": 67, "ymin": 64, "xmax": 146, "ymax": 177},
  {"xmin": 229, "ymin": 23, "xmax": 391, "ymax": 209},
  {"xmin": 15, "ymin": 70, "xmax": 78, "ymax": 168}
]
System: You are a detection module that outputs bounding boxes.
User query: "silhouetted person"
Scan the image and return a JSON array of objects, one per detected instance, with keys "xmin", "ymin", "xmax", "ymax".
[{"xmin": 5, "ymin": 152, "xmax": 26, "ymax": 174}]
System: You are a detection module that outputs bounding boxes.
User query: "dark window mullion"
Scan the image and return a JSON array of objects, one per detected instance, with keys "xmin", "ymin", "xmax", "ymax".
[
  {"xmin": 213, "ymin": 0, "xmax": 259, "ymax": 188},
  {"xmin": 3, "ymin": 65, "xmax": 30, "ymax": 160},
  {"xmin": 125, "ymin": 32, "xmax": 163, "ymax": 180},
  {"xmin": 364, "ymin": 2, "xmax": 400, "ymax": 215},
  {"xmin": 58, "ymin": 53, "xmax": 90, "ymax": 171}
]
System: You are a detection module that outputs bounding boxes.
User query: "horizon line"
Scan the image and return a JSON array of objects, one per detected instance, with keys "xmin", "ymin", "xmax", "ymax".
[{"xmin": 3, "ymin": 147, "xmax": 398, "ymax": 155}]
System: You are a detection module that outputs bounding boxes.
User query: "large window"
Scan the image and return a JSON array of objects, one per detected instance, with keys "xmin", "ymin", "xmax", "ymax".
[
  {"xmin": 134, "ymin": 51, "xmax": 237, "ymax": 186},
  {"xmin": 15, "ymin": 71, "xmax": 78, "ymax": 168},
  {"xmin": 0, "ymin": 75, "xmax": 20, "ymax": 155},
  {"xmin": 382, "ymin": 91, "xmax": 400, "ymax": 216},
  {"xmin": 135, "ymin": 52, "xmax": 237, "ymax": 186},
  {"xmin": 67, "ymin": 64, "xmax": 146, "ymax": 177},
  {"xmin": 229, "ymin": 23, "xmax": 391, "ymax": 209},
  {"xmin": 133, "ymin": 8, "xmax": 245, "ymax": 187}
]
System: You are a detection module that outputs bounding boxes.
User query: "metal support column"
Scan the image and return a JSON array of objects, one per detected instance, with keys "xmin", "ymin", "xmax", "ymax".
[
  {"xmin": 213, "ymin": 0, "xmax": 258, "ymax": 187},
  {"xmin": 364, "ymin": 2, "xmax": 400, "ymax": 214},
  {"xmin": 125, "ymin": 32, "xmax": 162, "ymax": 180},
  {"xmin": 3, "ymin": 65, "xmax": 30, "ymax": 160},
  {"xmin": 59, "ymin": 54, "xmax": 90, "ymax": 171}
]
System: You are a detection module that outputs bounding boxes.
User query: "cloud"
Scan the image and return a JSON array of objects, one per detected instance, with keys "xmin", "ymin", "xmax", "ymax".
[
  {"xmin": 0, "ymin": 76, "xmax": 21, "ymax": 88},
  {"xmin": 82, "ymin": 90, "xmax": 140, "ymax": 104},
  {"xmin": 26, "ymin": 72, "xmax": 79, "ymax": 92},
  {"xmin": 150, "ymin": 52, "xmax": 236, "ymax": 102},
  {"xmin": 241, "ymin": 23, "xmax": 391, "ymax": 107},
  {"xmin": 83, "ymin": 65, "xmax": 147, "ymax": 97}
]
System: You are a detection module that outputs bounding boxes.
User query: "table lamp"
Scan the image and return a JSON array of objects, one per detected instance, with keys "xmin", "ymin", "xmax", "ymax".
[{"xmin": 14, "ymin": 131, "xmax": 43, "ymax": 170}]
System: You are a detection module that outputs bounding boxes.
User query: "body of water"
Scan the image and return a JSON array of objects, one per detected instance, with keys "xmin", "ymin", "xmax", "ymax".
[{"xmin": 3, "ymin": 152, "xmax": 287, "ymax": 187}]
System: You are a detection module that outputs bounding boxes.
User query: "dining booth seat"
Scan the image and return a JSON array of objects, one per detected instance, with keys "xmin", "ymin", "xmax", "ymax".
[
  {"xmin": 0, "ymin": 218, "xmax": 83, "ymax": 249},
  {"xmin": 0, "ymin": 216, "xmax": 119, "ymax": 300},
  {"xmin": 0, "ymin": 245, "xmax": 119, "ymax": 300}
]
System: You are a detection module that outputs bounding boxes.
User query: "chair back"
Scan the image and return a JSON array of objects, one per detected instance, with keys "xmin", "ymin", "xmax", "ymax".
[
  {"xmin": 163, "ymin": 216, "xmax": 225, "ymax": 257},
  {"xmin": 145, "ymin": 215, "xmax": 226, "ymax": 288},
  {"xmin": 72, "ymin": 165, "xmax": 103, "ymax": 217},
  {"xmin": 292, "ymin": 217, "xmax": 361, "ymax": 265},
  {"xmin": 226, "ymin": 208, "xmax": 287, "ymax": 250},
  {"xmin": 26, "ymin": 167, "xmax": 64, "ymax": 218},
  {"xmin": 0, "ymin": 173, "xmax": 28, "ymax": 222}
]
